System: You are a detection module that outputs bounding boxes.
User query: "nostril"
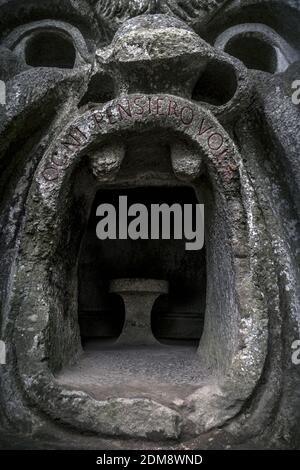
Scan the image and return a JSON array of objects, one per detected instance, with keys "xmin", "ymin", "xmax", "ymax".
[
  {"xmin": 192, "ymin": 60, "xmax": 237, "ymax": 106},
  {"xmin": 224, "ymin": 34, "xmax": 277, "ymax": 73},
  {"xmin": 78, "ymin": 72, "xmax": 116, "ymax": 107}
]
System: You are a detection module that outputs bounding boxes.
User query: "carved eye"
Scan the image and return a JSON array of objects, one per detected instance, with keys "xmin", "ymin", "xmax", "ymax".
[
  {"xmin": 215, "ymin": 24, "xmax": 297, "ymax": 73},
  {"xmin": 3, "ymin": 20, "xmax": 91, "ymax": 70},
  {"xmin": 25, "ymin": 31, "xmax": 76, "ymax": 69},
  {"xmin": 223, "ymin": 34, "xmax": 277, "ymax": 73}
]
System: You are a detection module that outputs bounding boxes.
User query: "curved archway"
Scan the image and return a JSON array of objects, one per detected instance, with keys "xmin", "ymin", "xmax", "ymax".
[{"xmin": 12, "ymin": 95, "xmax": 268, "ymax": 438}]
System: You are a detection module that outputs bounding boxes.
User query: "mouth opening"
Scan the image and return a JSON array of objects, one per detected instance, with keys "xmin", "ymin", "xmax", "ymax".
[
  {"xmin": 56, "ymin": 136, "xmax": 212, "ymax": 403},
  {"xmin": 78, "ymin": 186, "xmax": 206, "ymax": 349},
  {"xmin": 13, "ymin": 96, "xmax": 267, "ymax": 438},
  {"xmin": 54, "ymin": 126, "xmax": 238, "ymax": 408}
]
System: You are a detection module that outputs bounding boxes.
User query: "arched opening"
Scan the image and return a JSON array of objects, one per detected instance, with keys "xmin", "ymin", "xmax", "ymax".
[
  {"xmin": 192, "ymin": 60, "xmax": 237, "ymax": 105},
  {"xmin": 78, "ymin": 185, "xmax": 206, "ymax": 349},
  {"xmin": 224, "ymin": 34, "xmax": 277, "ymax": 73},
  {"xmin": 13, "ymin": 95, "xmax": 267, "ymax": 435},
  {"xmin": 25, "ymin": 32, "xmax": 76, "ymax": 69}
]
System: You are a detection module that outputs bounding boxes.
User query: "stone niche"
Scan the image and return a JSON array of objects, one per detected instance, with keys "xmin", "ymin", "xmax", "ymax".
[
  {"xmin": 9, "ymin": 92, "xmax": 268, "ymax": 442},
  {"xmin": 55, "ymin": 127, "xmax": 214, "ymax": 411},
  {"xmin": 78, "ymin": 185, "xmax": 206, "ymax": 344}
]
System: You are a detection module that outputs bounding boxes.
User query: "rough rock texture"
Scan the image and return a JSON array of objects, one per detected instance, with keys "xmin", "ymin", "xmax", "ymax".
[{"xmin": 0, "ymin": 0, "xmax": 299, "ymax": 450}]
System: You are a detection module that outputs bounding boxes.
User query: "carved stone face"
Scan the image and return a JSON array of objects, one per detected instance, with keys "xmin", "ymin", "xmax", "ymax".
[{"xmin": 0, "ymin": 0, "xmax": 300, "ymax": 449}]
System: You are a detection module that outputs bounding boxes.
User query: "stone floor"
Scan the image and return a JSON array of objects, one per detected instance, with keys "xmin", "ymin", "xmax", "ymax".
[
  {"xmin": 1, "ymin": 342, "xmax": 283, "ymax": 450},
  {"xmin": 55, "ymin": 339, "xmax": 206, "ymax": 405}
]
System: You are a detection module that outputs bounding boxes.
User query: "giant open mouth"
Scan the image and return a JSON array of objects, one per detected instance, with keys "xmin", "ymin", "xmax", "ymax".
[
  {"xmin": 12, "ymin": 94, "xmax": 269, "ymax": 440},
  {"xmin": 57, "ymin": 140, "xmax": 208, "ymax": 405}
]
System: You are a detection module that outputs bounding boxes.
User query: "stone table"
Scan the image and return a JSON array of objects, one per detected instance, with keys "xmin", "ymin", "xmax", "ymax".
[{"xmin": 109, "ymin": 279, "xmax": 169, "ymax": 346}]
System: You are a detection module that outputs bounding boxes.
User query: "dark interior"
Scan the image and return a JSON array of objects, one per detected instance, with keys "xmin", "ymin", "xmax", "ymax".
[
  {"xmin": 25, "ymin": 32, "xmax": 76, "ymax": 68},
  {"xmin": 78, "ymin": 186, "xmax": 206, "ymax": 346},
  {"xmin": 192, "ymin": 60, "xmax": 237, "ymax": 105},
  {"xmin": 224, "ymin": 34, "xmax": 277, "ymax": 73}
]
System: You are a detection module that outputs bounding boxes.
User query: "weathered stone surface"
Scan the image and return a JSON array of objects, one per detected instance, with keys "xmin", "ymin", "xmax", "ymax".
[
  {"xmin": 90, "ymin": 142, "xmax": 125, "ymax": 181},
  {"xmin": 52, "ymin": 391, "xmax": 182, "ymax": 440},
  {"xmin": 185, "ymin": 384, "xmax": 242, "ymax": 434},
  {"xmin": 92, "ymin": 397, "xmax": 181, "ymax": 439}
]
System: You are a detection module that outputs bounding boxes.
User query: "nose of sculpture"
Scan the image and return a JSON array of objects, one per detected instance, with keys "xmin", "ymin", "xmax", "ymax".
[{"xmin": 96, "ymin": 14, "xmax": 215, "ymax": 98}]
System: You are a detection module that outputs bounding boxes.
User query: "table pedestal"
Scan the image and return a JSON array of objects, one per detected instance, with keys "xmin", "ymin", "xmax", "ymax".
[{"xmin": 110, "ymin": 279, "xmax": 169, "ymax": 346}]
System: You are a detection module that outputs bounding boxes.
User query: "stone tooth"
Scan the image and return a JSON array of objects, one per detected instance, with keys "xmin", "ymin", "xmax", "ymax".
[
  {"xmin": 89, "ymin": 142, "xmax": 125, "ymax": 182},
  {"xmin": 170, "ymin": 141, "xmax": 203, "ymax": 181}
]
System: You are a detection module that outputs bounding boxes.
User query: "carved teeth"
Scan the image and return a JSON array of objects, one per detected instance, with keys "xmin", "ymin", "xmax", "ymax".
[
  {"xmin": 89, "ymin": 142, "xmax": 125, "ymax": 182},
  {"xmin": 171, "ymin": 141, "xmax": 203, "ymax": 181}
]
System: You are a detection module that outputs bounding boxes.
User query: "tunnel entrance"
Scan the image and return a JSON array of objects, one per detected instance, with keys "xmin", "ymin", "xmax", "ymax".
[
  {"xmin": 78, "ymin": 185, "xmax": 206, "ymax": 348},
  {"xmin": 13, "ymin": 87, "xmax": 267, "ymax": 437}
]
